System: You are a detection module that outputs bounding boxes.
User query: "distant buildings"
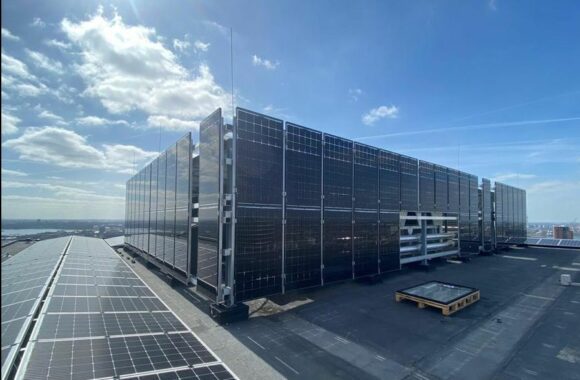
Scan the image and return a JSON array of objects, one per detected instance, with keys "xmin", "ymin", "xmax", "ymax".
[{"xmin": 553, "ymin": 225, "xmax": 574, "ymax": 239}]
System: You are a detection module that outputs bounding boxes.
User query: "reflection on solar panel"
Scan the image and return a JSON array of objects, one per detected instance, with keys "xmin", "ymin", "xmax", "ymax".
[
  {"xmin": 15, "ymin": 237, "xmax": 236, "ymax": 380},
  {"xmin": 1, "ymin": 236, "xmax": 71, "ymax": 380}
]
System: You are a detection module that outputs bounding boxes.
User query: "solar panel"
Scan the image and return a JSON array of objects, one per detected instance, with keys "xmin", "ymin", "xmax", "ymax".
[
  {"xmin": 15, "ymin": 237, "xmax": 237, "ymax": 380},
  {"xmin": 284, "ymin": 123, "xmax": 322, "ymax": 291},
  {"xmin": 419, "ymin": 161, "xmax": 435, "ymax": 212},
  {"xmin": 323, "ymin": 134, "xmax": 353, "ymax": 284},
  {"xmin": 353, "ymin": 143, "xmax": 379, "ymax": 278},
  {"xmin": 378, "ymin": 150, "xmax": 401, "ymax": 212},
  {"xmin": 400, "ymin": 155, "xmax": 418, "ymax": 211},
  {"xmin": 234, "ymin": 108, "xmax": 284, "ymax": 301},
  {"xmin": 122, "ymin": 364, "xmax": 236, "ymax": 380},
  {"xmin": 1, "ymin": 236, "xmax": 71, "ymax": 380}
]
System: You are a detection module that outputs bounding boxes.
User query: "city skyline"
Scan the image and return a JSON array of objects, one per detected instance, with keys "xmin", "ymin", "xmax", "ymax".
[{"xmin": 1, "ymin": 1, "xmax": 579, "ymax": 222}]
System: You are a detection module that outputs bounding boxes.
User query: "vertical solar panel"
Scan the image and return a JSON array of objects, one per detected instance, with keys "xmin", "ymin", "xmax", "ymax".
[
  {"xmin": 323, "ymin": 134, "xmax": 353, "ymax": 283},
  {"xmin": 284, "ymin": 123, "xmax": 322, "ymax": 291},
  {"xmin": 234, "ymin": 108, "xmax": 283, "ymax": 301},
  {"xmin": 419, "ymin": 161, "xmax": 435, "ymax": 212},
  {"xmin": 495, "ymin": 183, "xmax": 504, "ymax": 242},
  {"xmin": 469, "ymin": 174, "xmax": 479, "ymax": 243},
  {"xmin": 447, "ymin": 169, "xmax": 460, "ymax": 213},
  {"xmin": 156, "ymin": 152, "xmax": 167, "ymax": 261},
  {"xmin": 481, "ymin": 178, "xmax": 492, "ymax": 248},
  {"xmin": 144, "ymin": 164, "xmax": 151, "ymax": 254},
  {"xmin": 379, "ymin": 212, "xmax": 400, "ymax": 272},
  {"xmin": 434, "ymin": 164, "xmax": 448, "ymax": 212},
  {"xmin": 164, "ymin": 144, "xmax": 177, "ymax": 267},
  {"xmin": 353, "ymin": 143, "xmax": 379, "ymax": 278},
  {"xmin": 175, "ymin": 135, "xmax": 192, "ymax": 274},
  {"xmin": 197, "ymin": 109, "xmax": 222, "ymax": 290},
  {"xmin": 458, "ymin": 172, "xmax": 471, "ymax": 250},
  {"xmin": 400, "ymin": 156, "xmax": 418, "ymax": 211},
  {"xmin": 150, "ymin": 158, "xmax": 158, "ymax": 258},
  {"xmin": 378, "ymin": 150, "xmax": 401, "ymax": 212}
]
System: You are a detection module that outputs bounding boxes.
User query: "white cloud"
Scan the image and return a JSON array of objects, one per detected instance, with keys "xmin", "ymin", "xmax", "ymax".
[
  {"xmin": 2, "ymin": 169, "xmax": 28, "ymax": 177},
  {"xmin": 489, "ymin": 0, "xmax": 497, "ymax": 11},
  {"xmin": 2, "ymin": 127, "xmax": 157, "ymax": 173},
  {"xmin": 1, "ymin": 28, "xmax": 20, "ymax": 41},
  {"xmin": 194, "ymin": 40, "xmax": 210, "ymax": 52},
  {"xmin": 493, "ymin": 173, "xmax": 537, "ymax": 182},
  {"xmin": 31, "ymin": 17, "xmax": 47, "ymax": 28},
  {"xmin": 14, "ymin": 82, "xmax": 47, "ymax": 97},
  {"xmin": 38, "ymin": 110, "xmax": 66, "ymax": 125},
  {"xmin": 173, "ymin": 38, "xmax": 190, "ymax": 52},
  {"xmin": 147, "ymin": 115, "xmax": 198, "ymax": 132},
  {"xmin": 1, "ymin": 110, "xmax": 21, "ymax": 135},
  {"xmin": 349, "ymin": 88, "xmax": 363, "ymax": 102},
  {"xmin": 252, "ymin": 55, "xmax": 279, "ymax": 70},
  {"xmin": 44, "ymin": 39, "xmax": 72, "ymax": 50},
  {"xmin": 362, "ymin": 105, "xmax": 399, "ymax": 125},
  {"xmin": 61, "ymin": 10, "xmax": 230, "ymax": 120},
  {"xmin": 25, "ymin": 49, "xmax": 64, "ymax": 74},
  {"xmin": 76, "ymin": 115, "xmax": 129, "ymax": 127},
  {"xmin": 1, "ymin": 51, "xmax": 34, "ymax": 80}
]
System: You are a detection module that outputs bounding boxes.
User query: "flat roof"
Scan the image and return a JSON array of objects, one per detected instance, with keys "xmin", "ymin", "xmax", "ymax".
[{"xmin": 121, "ymin": 245, "xmax": 580, "ymax": 380}]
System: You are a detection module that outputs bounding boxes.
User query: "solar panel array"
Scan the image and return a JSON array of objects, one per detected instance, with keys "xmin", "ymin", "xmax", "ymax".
[
  {"xmin": 15, "ymin": 237, "xmax": 236, "ymax": 380},
  {"xmin": 495, "ymin": 182, "xmax": 527, "ymax": 243},
  {"xmin": 503, "ymin": 237, "xmax": 580, "ymax": 249},
  {"xmin": 125, "ymin": 134, "xmax": 193, "ymax": 283},
  {"xmin": 1, "ymin": 237, "xmax": 70, "ymax": 380}
]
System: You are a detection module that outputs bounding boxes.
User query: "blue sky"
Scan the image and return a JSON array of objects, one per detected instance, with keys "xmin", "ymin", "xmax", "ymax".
[{"xmin": 1, "ymin": 0, "xmax": 579, "ymax": 222}]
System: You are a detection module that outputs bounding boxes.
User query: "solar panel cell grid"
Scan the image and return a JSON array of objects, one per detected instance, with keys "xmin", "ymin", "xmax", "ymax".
[
  {"xmin": 123, "ymin": 364, "xmax": 236, "ymax": 380},
  {"xmin": 17, "ymin": 236, "xmax": 236, "ymax": 380}
]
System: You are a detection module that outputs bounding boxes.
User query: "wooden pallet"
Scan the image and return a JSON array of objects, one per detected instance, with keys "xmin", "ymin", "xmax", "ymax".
[{"xmin": 395, "ymin": 290, "xmax": 480, "ymax": 316}]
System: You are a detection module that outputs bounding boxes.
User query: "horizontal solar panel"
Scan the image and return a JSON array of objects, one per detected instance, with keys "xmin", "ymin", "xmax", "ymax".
[
  {"xmin": 16, "ymin": 237, "xmax": 237, "ymax": 380},
  {"xmin": 1, "ymin": 236, "xmax": 71, "ymax": 380}
]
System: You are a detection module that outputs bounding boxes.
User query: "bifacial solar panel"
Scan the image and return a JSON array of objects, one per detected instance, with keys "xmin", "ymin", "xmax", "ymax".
[
  {"xmin": 1, "ymin": 236, "xmax": 71, "ymax": 380},
  {"xmin": 434, "ymin": 164, "xmax": 448, "ymax": 212},
  {"xmin": 379, "ymin": 212, "xmax": 400, "ymax": 272},
  {"xmin": 378, "ymin": 150, "xmax": 401, "ymax": 212},
  {"xmin": 400, "ymin": 155, "xmax": 418, "ymax": 211},
  {"xmin": 197, "ymin": 109, "xmax": 223, "ymax": 291},
  {"xmin": 284, "ymin": 123, "xmax": 322, "ymax": 291},
  {"xmin": 16, "ymin": 236, "xmax": 237, "ymax": 380},
  {"xmin": 481, "ymin": 178, "xmax": 493, "ymax": 248},
  {"xmin": 323, "ymin": 133, "xmax": 354, "ymax": 284},
  {"xmin": 419, "ymin": 161, "xmax": 435, "ymax": 212},
  {"xmin": 234, "ymin": 108, "xmax": 283, "ymax": 301},
  {"xmin": 353, "ymin": 210, "xmax": 379, "ymax": 278},
  {"xmin": 447, "ymin": 169, "xmax": 459, "ymax": 213}
]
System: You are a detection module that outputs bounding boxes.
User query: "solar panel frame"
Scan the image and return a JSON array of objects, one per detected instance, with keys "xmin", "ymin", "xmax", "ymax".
[
  {"xmin": 15, "ymin": 237, "xmax": 237, "ymax": 380},
  {"xmin": 1, "ymin": 237, "xmax": 71, "ymax": 380}
]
